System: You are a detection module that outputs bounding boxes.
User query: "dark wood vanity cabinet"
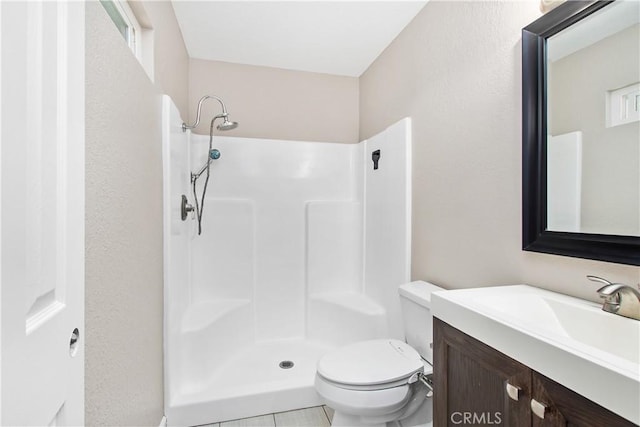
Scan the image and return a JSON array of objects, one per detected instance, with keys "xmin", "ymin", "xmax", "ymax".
[{"xmin": 433, "ymin": 318, "xmax": 636, "ymax": 427}]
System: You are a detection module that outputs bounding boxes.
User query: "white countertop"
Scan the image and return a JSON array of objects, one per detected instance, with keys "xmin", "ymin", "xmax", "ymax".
[{"xmin": 432, "ymin": 285, "xmax": 640, "ymax": 424}]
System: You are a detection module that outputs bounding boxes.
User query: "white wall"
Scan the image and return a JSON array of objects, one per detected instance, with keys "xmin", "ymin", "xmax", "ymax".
[
  {"xmin": 363, "ymin": 118, "xmax": 412, "ymax": 340},
  {"xmin": 360, "ymin": 1, "xmax": 639, "ymax": 301},
  {"xmin": 189, "ymin": 136, "xmax": 361, "ymax": 341},
  {"xmin": 183, "ymin": 123, "xmax": 411, "ymax": 345},
  {"xmin": 161, "ymin": 96, "xmax": 190, "ymax": 414}
]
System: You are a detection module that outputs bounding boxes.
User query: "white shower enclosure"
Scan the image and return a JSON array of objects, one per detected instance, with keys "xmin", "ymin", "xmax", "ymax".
[{"xmin": 162, "ymin": 96, "xmax": 412, "ymax": 426}]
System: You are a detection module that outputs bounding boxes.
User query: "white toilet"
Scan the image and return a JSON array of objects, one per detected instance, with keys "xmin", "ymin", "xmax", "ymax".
[{"xmin": 314, "ymin": 281, "xmax": 443, "ymax": 427}]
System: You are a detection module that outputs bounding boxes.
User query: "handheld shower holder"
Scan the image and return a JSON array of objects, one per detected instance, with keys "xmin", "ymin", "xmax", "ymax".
[{"xmin": 192, "ymin": 149, "xmax": 222, "ymax": 183}]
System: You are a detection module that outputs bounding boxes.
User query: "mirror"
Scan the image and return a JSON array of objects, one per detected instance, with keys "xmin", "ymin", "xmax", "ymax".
[{"xmin": 522, "ymin": 0, "xmax": 640, "ymax": 266}]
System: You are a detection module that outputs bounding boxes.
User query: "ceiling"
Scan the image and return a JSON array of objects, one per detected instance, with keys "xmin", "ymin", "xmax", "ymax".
[{"xmin": 171, "ymin": 1, "xmax": 428, "ymax": 77}]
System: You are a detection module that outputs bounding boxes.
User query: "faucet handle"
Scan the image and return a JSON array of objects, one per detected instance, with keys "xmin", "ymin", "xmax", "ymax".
[
  {"xmin": 588, "ymin": 275, "xmax": 640, "ymax": 298},
  {"xmin": 587, "ymin": 275, "xmax": 614, "ymax": 286},
  {"xmin": 588, "ymin": 275, "xmax": 622, "ymax": 312},
  {"xmin": 596, "ymin": 283, "xmax": 632, "ymax": 297},
  {"xmin": 589, "ymin": 276, "xmax": 640, "ymax": 320}
]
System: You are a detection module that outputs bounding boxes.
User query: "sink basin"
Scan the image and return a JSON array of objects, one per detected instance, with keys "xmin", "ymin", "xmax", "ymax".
[
  {"xmin": 474, "ymin": 290, "xmax": 640, "ymax": 365},
  {"xmin": 432, "ymin": 285, "xmax": 640, "ymax": 425},
  {"xmin": 544, "ymin": 297, "xmax": 639, "ymax": 364}
]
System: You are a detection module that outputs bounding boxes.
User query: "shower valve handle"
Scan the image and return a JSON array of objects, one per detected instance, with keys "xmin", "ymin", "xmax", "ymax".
[{"xmin": 181, "ymin": 195, "xmax": 195, "ymax": 221}]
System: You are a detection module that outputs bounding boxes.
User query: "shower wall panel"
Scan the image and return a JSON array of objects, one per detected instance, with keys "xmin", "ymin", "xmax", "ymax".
[
  {"xmin": 363, "ymin": 118, "xmax": 412, "ymax": 341},
  {"xmin": 306, "ymin": 201, "xmax": 362, "ymax": 296},
  {"xmin": 191, "ymin": 200, "xmax": 255, "ymax": 302},
  {"xmin": 161, "ymin": 96, "xmax": 191, "ymax": 407},
  {"xmin": 189, "ymin": 137, "xmax": 361, "ymax": 342}
]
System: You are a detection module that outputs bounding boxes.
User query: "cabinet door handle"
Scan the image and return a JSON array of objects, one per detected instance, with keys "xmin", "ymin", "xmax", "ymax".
[
  {"xmin": 531, "ymin": 399, "xmax": 547, "ymax": 419},
  {"xmin": 506, "ymin": 382, "xmax": 521, "ymax": 401}
]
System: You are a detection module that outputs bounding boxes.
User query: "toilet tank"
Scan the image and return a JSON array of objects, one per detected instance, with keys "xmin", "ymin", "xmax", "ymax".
[{"xmin": 398, "ymin": 281, "xmax": 445, "ymax": 365}]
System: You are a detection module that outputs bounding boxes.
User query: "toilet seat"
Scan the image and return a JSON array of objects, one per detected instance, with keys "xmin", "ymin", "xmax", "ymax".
[{"xmin": 317, "ymin": 339, "xmax": 424, "ymax": 391}]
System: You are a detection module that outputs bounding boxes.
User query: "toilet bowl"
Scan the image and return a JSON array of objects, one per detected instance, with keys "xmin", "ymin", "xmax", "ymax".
[{"xmin": 314, "ymin": 281, "xmax": 442, "ymax": 427}]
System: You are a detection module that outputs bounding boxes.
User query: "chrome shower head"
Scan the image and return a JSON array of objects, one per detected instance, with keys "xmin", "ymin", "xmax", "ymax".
[
  {"xmin": 183, "ymin": 95, "xmax": 238, "ymax": 132},
  {"xmin": 217, "ymin": 117, "xmax": 239, "ymax": 131}
]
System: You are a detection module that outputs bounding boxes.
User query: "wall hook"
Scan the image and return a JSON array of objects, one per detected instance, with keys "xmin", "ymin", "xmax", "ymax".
[{"xmin": 372, "ymin": 150, "xmax": 381, "ymax": 170}]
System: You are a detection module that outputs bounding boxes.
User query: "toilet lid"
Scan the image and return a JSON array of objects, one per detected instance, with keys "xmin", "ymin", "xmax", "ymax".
[{"xmin": 317, "ymin": 339, "xmax": 423, "ymax": 387}]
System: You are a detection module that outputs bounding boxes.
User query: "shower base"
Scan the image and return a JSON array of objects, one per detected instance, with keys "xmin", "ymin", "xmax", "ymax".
[{"xmin": 167, "ymin": 339, "xmax": 335, "ymax": 427}]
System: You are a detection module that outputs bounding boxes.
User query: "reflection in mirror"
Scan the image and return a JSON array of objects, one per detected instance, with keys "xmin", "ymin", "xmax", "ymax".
[{"xmin": 546, "ymin": 0, "xmax": 639, "ymax": 237}]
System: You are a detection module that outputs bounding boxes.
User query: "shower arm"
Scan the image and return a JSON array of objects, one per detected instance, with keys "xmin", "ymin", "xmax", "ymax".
[{"xmin": 182, "ymin": 95, "xmax": 229, "ymax": 132}]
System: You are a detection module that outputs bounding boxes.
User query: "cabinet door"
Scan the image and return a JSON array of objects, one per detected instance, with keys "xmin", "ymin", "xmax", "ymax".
[
  {"xmin": 434, "ymin": 319, "xmax": 531, "ymax": 427},
  {"xmin": 531, "ymin": 372, "xmax": 637, "ymax": 427}
]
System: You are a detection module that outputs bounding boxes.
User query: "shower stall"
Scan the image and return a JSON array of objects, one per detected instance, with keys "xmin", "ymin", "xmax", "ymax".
[{"xmin": 162, "ymin": 96, "xmax": 412, "ymax": 426}]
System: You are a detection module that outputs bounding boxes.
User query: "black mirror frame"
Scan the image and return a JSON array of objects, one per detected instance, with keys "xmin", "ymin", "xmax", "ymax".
[{"xmin": 522, "ymin": 0, "xmax": 639, "ymax": 266}]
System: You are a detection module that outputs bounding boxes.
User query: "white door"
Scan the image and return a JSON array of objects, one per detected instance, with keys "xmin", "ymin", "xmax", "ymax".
[{"xmin": 0, "ymin": 1, "xmax": 84, "ymax": 425}]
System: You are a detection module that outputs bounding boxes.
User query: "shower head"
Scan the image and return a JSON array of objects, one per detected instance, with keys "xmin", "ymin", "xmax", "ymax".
[
  {"xmin": 217, "ymin": 117, "xmax": 239, "ymax": 131},
  {"xmin": 183, "ymin": 95, "xmax": 237, "ymax": 132}
]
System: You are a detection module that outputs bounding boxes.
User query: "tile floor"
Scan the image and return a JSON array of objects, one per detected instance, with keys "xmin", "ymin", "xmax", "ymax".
[{"xmin": 197, "ymin": 406, "xmax": 334, "ymax": 427}]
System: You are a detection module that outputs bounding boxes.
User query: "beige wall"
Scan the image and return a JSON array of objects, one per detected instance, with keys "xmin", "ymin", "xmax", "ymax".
[
  {"xmin": 144, "ymin": 1, "xmax": 190, "ymax": 117},
  {"xmin": 188, "ymin": 59, "xmax": 359, "ymax": 143},
  {"xmin": 360, "ymin": 1, "xmax": 639, "ymax": 301},
  {"xmin": 550, "ymin": 24, "xmax": 640, "ymax": 236},
  {"xmin": 85, "ymin": 1, "xmax": 188, "ymax": 425}
]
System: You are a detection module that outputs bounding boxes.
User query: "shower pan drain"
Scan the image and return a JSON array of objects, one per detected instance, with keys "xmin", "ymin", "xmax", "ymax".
[{"xmin": 279, "ymin": 360, "xmax": 294, "ymax": 369}]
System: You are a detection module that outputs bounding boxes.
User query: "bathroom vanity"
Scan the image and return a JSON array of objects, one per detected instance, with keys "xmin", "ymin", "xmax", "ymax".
[
  {"xmin": 432, "ymin": 286, "xmax": 639, "ymax": 426},
  {"xmin": 433, "ymin": 319, "xmax": 634, "ymax": 426}
]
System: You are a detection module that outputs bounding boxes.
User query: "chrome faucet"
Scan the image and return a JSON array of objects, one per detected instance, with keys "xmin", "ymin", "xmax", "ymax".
[{"xmin": 588, "ymin": 276, "xmax": 640, "ymax": 321}]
